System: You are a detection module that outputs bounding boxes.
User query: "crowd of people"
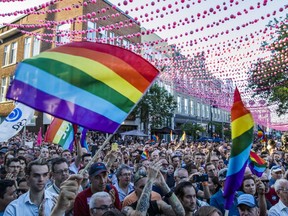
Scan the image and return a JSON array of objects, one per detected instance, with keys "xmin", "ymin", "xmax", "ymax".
[{"xmin": 0, "ymin": 130, "xmax": 288, "ymax": 216}]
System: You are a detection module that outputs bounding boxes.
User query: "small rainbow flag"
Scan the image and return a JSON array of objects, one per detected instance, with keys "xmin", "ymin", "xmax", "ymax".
[
  {"xmin": 224, "ymin": 87, "xmax": 254, "ymax": 210},
  {"xmin": 180, "ymin": 131, "xmax": 186, "ymax": 141},
  {"xmin": 44, "ymin": 117, "xmax": 74, "ymax": 150},
  {"xmin": 6, "ymin": 42, "xmax": 159, "ymax": 134},
  {"xmin": 257, "ymin": 125, "xmax": 267, "ymax": 143},
  {"xmin": 141, "ymin": 150, "xmax": 149, "ymax": 160},
  {"xmin": 248, "ymin": 150, "xmax": 267, "ymax": 177}
]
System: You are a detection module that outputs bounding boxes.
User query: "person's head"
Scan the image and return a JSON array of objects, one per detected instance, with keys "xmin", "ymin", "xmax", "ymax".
[
  {"xmin": 133, "ymin": 169, "xmax": 148, "ymax": 198},
  {"xmin": 25, "ymin": 158, "xmax": 49, "ymax": 193},
  {"xmin": 172, "ymin": 155, "xmax": 181, "ymax": 168},
  {"xmin": 270, "ymin": 165, "xmax": 283, "ymax": 180},
  {"xmin": 17, "ymin": 156, "xmax": 27, "ymax": 172},
  {"xmin": 159, "ymin": 159, "xmax": 169, "ymax": 174},
  {"xmin": 194, "ymin": 206, "xmax": 223, "ymax": 216},
  {"xmin": 89, "ymin": 162, "xmax": 108, "ymax": 193},
  {"xmin": 51, "ymin": 157, "xmax": 70, "ymax": 187},
  {"xmin": 17, "ymin": 178, "xmax": 29, "ymax": 196},
  {"xmin": 237, "ymin": 194, "xmax": 259, "ymax": 216},
  {"xmin": 205, "ymin": 162, "xmax": 217, "ymax": 178},
  {"xmin": 241, "ymin": 176, "xmax": 256, "ymax": 195},
  {"xmin": 174, "ymin": 168, "xmax": 189, "ymax": 185},
  {"xmin": 194, "ymin": 153, "xmax": 202, "ymax": 164},
  {"xmin": 16, "ymin": 148, "xmax": 26, "ymax": 157},
  {"xmin": 89, "ymin": 191, "xmax": 114, "ymax": 216},
  {"xmin": 61, "ymin": 150, "xmax": 72, "ymax": 163},
  {"xmin": 218, "ymin": 168, "xmax": 227, "ymax": 188},
  {"xmin": 183, "ymin": 154, "xmax": 192, "ymax": 164},
  {"xmin": 151, "ymin": 150, "xmax": 159, "ymax": 162},
  {"xmin": 259, "ymin": 172, "xmax": 270, "ymax": 193},
  {"xmin": 210, "ymin": 155, "xmax": 219, "ymax": 168},
  {"xmin": 174, "ymin": 181, "xmax": 197, "ymax": 213},
  {"xmin": 116, "ymin": 164, "xmax": 132, "ymax": 186},
  {"xmin": 141, "ymin": 159, "xmax": 151, "ymax": 169},
  {"xmin": 82, "ymin": 153, "xmax": 92, "ymax": 167},
  {"xmin": 0, "ymin": 179, "xmax": 17, "ymax": 209},
  {"xmin": 5, "ymin": 158, "xmax": 21, "ymax": 177},
  {"xmin": 39, "ymin": 147, "xmax": 49, "ymax": 159},
  {"xmin": 168, "ymin": 164, "xmax": 174, "ymax": 175},
  {"xmin": 274, "ymin": 179, "xmax": 288, "ymax": 206}
]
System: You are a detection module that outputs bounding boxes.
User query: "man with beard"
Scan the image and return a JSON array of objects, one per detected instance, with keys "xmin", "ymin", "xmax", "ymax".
[
  {"xmin": 5, "ymin": 158, "xmax": 21, "ymax": 181},
  {"xmin": 174, "ymin": 181, "xmax": 198, "ymax": 215},
  {"xmin": 74, "ymin": 162, "xmax": 121, "ymax": 216},
  {"xmin": 4, "ymin": 159, "xmax": 56, "ymax": 215}
]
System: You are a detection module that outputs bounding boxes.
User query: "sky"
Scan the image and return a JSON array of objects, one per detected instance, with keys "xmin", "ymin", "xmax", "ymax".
[{"xmin": 0, "ymin": 0, "xmax": 287, "ymax": 129}]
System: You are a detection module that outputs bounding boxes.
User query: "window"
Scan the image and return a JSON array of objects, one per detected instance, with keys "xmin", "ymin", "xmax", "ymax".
[
  {"xmin": 87, "ymin": 21, "xmax": 97, "ymax": 42},
  {"xmin": 0, "ymin": 77, "xmax": 8, "ymax": 102},
  {"xmin": 98, "ymin": 26, "xmax": 108, "ymax": 43},
  {"xmin": 56, "ymin": 24, "xmax": 70, "ymax": 44},
  {"xmin": 32, "ymin": 36, "xmax": 41, "ymax": 56},
  {"xmin": 201, "ymin": 104, "xmax": 205, "ymax": 117},
  {"xmin": 109, "ymin": 32, "xmax": 115, "ymax": 45},
  {"xmin": 2, "ymin": 44, "xmax": 10, "ymax": 66},
  {"xmin": 190, "ymin": 100, "xmax": 194, "ymax": 115},
  {"xmin": 2, "ymin": 42, "xmax": 17, "ymax": 66},
  {"xmin": 197, "ymin": 102, "xmax": 201, "ymax": 117},
  {"xmin": 122, "ymin": 39, "xmax": 130, "ymax": 48},
  {"xmin": 177, "ymin": 96, "xmax": 181, "ymax": 113},
  {"xmin": 24, "ymin": 37, "xmax": 31, "ymax": 59},
  {"xmin": 184, "ymin": 98, "xmax": 188, "ymax": 114}
]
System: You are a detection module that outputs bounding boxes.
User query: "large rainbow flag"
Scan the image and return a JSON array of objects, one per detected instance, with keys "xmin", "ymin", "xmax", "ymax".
[
  {"xmin": 44, "ymin": 117, "xmax": 74, "ymax": 150},
  {"xmin": 6, "ymin": 42, "xmax": 159, "ymax": 133},
  {"xmin": 248, "ymin": 150, "xmax": 267, "ymax": 177},
  {"xmin": 223, "ymin": 87, "xmax": 254, "ymax": 210}
]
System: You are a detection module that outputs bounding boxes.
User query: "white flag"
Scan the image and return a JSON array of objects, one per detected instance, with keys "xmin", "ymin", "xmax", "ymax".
[{"xmin": 0, "ymin": 102, "xmax": 34, "ymax": 142}]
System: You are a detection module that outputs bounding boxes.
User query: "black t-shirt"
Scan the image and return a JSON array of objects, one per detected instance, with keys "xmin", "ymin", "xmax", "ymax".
[{"xmin": 130, "ymin": 200, "xmax": 162, "ymax": 216}]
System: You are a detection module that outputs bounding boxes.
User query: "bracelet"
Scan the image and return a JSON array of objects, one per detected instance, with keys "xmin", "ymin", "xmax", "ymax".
[{"xmin": 164, "ymin": 190, "xmax": 173, "ymax": 198}]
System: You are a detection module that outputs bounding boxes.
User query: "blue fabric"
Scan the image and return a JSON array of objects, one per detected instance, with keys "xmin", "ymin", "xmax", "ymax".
[{"xmin": 210, "ymin": 190, "xmax": 240, "ymax": 216}]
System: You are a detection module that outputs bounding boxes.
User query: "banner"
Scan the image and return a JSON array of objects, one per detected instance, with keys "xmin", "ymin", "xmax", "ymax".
[{"xmin": 0, "ymin": 102, "xmax": 34, "ymax": 142}]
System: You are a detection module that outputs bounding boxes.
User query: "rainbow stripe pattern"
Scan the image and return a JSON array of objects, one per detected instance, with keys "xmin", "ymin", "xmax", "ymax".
[
  {"xmin": 6, "ymin": 42, "xmax": 159, "ymax": 133},
  {"xmin": 248, "ymin": 150, "xmax": 267, "ymax": 177},
  {"xmin": 44, "ymin": 117, "xmax": 74, "ymax": 150},
  {"xmin": 141, "ymin": 150, "xmax": 149, "ymax": 160},
  {"xmin": 224, "ymin": 87, "xmax": 254, "ymax": 210}
]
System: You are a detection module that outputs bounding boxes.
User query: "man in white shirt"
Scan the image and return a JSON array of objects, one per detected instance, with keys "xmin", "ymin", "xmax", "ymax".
[{"xmin": 268, "ymin": 179, "xmax": 288, "ymax": 216}]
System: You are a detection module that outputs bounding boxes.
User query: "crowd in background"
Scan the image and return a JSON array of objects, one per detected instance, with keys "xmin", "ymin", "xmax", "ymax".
[{"xmin": 0, "ymin": 130, "xmax": 288, "ymax": 216}]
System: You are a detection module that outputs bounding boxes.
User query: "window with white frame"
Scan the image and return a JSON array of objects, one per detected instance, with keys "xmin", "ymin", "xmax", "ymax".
[
  {"xmin": 2, "ymin": 44, "xmax": 10, "ymax": 66},
  {"xmin": 197, "ymin": 102, "xmax": 201, "ymax": 117},
  {"xmin": 87, "ymin": 21, "xmax": 97, "ymax": 42},
  {"xmin": 177, "ymin": 96, "xmax": 182, "ymax": 113},
  {"xmin": 109, "ymin": 32, "xmax": 115, "ymax": 45},
  {"xmin": 56, "ymin": 23, "xmax": 70, "ymax": 44},
  {"xmin": 201, "ymin": 104, "xmax": 205, "ymax": 117},
  {"xmin": 32, "ymin": 36, "xmax": 41, "ymax": 56},
  {"xmin": 184, "ymin": 98, "xmax": 188, "ymax": 114},
  {"xmin": 24, "ymin": 37, "xmax": 31, "ymax": 59},
  {"xmin": 115, "ymin": 35, "xmax": 121, "ymax": 46},
  {"xmin": 190, "ymin": 100, "xmax": 194, "ymax": 115},
  {"xmin": 206, "ymin": 105, "xmax": 209, "ymax": 118},
  {"xmin": 98, "ymin": 26, "xmax": 108, "ymax": 43},
  {"xmin": 9, "ymin": 42, "xmax": 17, "ymax": 64},
  {"xmin": 0, "ymin": 77, "xmax": 8, "ymax": 102},
  {"xmin": 122, "ymin": 39, "xmax": 130, "ymax": 48}
]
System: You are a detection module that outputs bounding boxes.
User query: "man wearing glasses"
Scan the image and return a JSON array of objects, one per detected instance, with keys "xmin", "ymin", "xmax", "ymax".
[
  {"xmin": 89, "ymin": 192, "xmax": 118, "ymax": 216},
  {"xmin": 47, "ymin": 158, "xmax": 70, "ymax": 195},
  {"xmin": 114, "ymin": 164, "xmax": 134, "ymax": 202},
  {"xmin": 268, "ymin": 179, "xmax": 288, "ymax": 215}
]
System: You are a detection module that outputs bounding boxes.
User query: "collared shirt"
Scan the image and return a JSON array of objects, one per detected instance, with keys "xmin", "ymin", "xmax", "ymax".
[
  {"xmin": 268, "ymin": 200, "xmax": 288, "ymax": 216},
  {"xmin": 46, "ymin": 183, "xmax": 60, "ymax": 195},
  {"xmin": 113, "ymin": 181, "xmax": 134, "ymax": 202},
  {"xmin": 4, "ymin": 190, "xmax": 57, "ymax": 216}
]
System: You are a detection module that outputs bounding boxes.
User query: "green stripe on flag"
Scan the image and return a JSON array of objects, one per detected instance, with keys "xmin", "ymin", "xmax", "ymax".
[{"xmin": 230, "ymin": 127, "xmax": 254, "ymax": 158}]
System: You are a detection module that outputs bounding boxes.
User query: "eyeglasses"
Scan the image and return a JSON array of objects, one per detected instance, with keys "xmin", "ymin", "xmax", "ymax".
[
  {"xmin": 17, "ymin": 189, "xmax": 28, "ymax": 194},
  {"xmin": 54, "ymin": 169, "xmax": 69, "ymax": 174},
  {"xmin": 92, "ymin": 204, "xmax": 115, "ymax": 211},
  {"xmin": 121, "ymin": 173, "xmax": 131, "ymax": 177},
  {"xmin": 279, "ymin": 188, "xmax": 288, "ymax": 192},
  {"xmin": 178, "ymin": 176, "xmax": 188, "ymax": 179}
]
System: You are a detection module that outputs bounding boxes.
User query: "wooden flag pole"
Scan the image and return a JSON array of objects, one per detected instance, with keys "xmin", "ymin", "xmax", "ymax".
[{"xmin": 79, "ymin": 133, "xmax": 114, "ymax": 175}]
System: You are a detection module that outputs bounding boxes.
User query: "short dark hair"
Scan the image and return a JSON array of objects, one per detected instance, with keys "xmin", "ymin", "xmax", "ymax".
[
  {"xmin": 174, "ymin": 181, "xmax": 195, "ymax": 200},
  {"xmin": 116, "ymin": 164, "xmax": 131, "ymax": 180},
  {"xmin": 26, "ymin": 158, "xmax": 48, "ymax": 176},
  {"xmin": 16, "ymin": 148, "xmax": 25, "ymax": 153},
  {"xmin": 0, "ymin": 179, "xmax": 15, "ymax": 199},
  {"xmin": 17, "ymin": 177, "xmax": 27, "ymax": 186},
  {"xmin": 51, "ymin": 157, "xmax": 68, "ymax": 172},
  {"xmin": 205, "ymin": 162, "xmax": 214, "ymax": 171},
  {"xmin": 17, "ymin": 156, "xmax": 27, "ymax": 165},
  {"xmin": 81, "ymin": 153, "xmax": 92, "ymax": 161},
  {"xmin": 6, "ymin": 158, "xmax": 20, "ymax": 167},
  {"xmin": 61, "ymin": 149, "xmax": 71, "ymax": 156}
]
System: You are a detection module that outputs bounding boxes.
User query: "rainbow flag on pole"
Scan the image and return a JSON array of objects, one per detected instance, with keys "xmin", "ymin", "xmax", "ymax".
[
  {"xmin": 248, "ymin": 150, "xmax": 267, "ymax": 177},
  {"xmin": 223, "ymin": 87, "xmax": 254, "ymax": 210},
  {"xmin": 44, "ymin": 117, "xmax": 74, "ymax": 150},
  {"xmin": 180, "ymin": 131, "xmax": 186, "ymax": 141},
  {"xmin": 6, "ymin": 42, "xmax": 159, "ymax": 134},
  {"xmin": 257, "ymin": 125, "xmax": 267, "ymax": 143}
]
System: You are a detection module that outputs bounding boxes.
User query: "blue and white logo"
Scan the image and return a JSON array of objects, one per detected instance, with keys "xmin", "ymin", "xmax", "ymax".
[{"xmin": 5, "ymin": 108, "xmax": 22, "ymax": 122}]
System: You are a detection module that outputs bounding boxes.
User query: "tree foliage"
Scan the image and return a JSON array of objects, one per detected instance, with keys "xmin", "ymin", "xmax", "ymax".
[
  {"xmin": 180, "ymin": 122, "xmax": 205, "ymax": 141},
  {"xmin": 133, "ymin": 84, "xmax": 177, "ymax": 130},
  {"xmin": 248, "ymin": 16, "xmax": 288, "ymax": 115}
]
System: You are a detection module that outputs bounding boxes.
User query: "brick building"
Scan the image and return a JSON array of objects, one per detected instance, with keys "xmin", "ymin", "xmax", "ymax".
[{"xmin": 0, "ymin": 0, "xmax": 141, "ymax": 132}]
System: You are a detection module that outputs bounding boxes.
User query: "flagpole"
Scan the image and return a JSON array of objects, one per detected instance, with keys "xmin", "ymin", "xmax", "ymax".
[
  {"xmin": 79, "ymin": 133, "xmax": 114, "ymax": 175},
  {"xmin": 22, "ymin": 125, "xmax": 26, "ymax": 146}
]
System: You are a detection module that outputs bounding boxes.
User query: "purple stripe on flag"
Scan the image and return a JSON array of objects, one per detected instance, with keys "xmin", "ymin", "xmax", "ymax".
[
  {"xmin": 6, "ymin": 80, "xmax": 119, "ymax": 133},
  {"xmin": 224, "ymin": 162, "xmax": 247, "ymax": 210}
]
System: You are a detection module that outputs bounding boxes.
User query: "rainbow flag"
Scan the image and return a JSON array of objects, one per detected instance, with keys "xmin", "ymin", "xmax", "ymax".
[
  {"xmin": 248, "ymin": 150, "xmax": 267, "ymax": 177},
  {"xmin": 257, "ymin": 125, "xmax": 267, "ymax": 143},
  {"xmin": 170, "ymin": 130, "xmax": 173, "ymax": 141},
  {"xmin": 6, "ymin": 42, "xmax": 159, "ymax": 133},
  {"xmin": 180, "ymin": 131, "xmax": 186, "ymax": 141},
  {"xmin": 141, "ymin": 150, "xmax": 149, "ymax": 160},
  {"xmin": 224, "ymin": 87, "xmax": 254, "ymax": 210},
  {"xmin": 44, "ymin": 117, "xmax": 74, "ymax": 150}
]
